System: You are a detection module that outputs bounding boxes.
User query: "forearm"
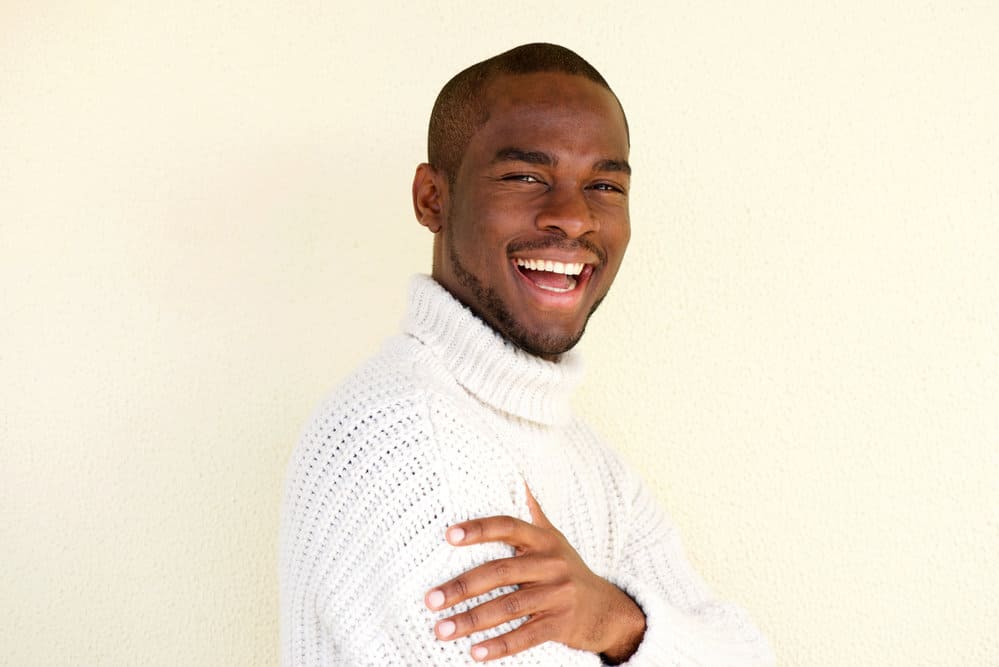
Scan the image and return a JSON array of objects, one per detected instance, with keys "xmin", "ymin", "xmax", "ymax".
[
  {"xmin": 605, "ymin": 457, "xmax": 773, "ymax": 665},
  {"xmin": 608, "ymin": 572, "xmax": 774, "ymax": 666}
]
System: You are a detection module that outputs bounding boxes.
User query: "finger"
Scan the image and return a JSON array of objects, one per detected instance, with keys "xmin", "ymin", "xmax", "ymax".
[
  {"xmin": 468, "ymin": 616, "xmax": 562, "ymax": 662},
  {"xmin": 523, "ymin": 484, "xmax": 553, "ymax": 529},
  {"xmin": 425, "ymin": 554, "xmax": 556, "ymax": 610},
  {"xmin": 445, "ymin": 514, "xmax": 548, "ymax": 551},
  {"xmin": 433, "ymin": 586, "xmax": 558, "ymax": 641}
]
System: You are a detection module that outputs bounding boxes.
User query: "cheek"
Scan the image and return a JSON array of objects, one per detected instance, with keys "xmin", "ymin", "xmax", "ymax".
[
  {"xmin": 457, "ymin": 203, "xmax": 520, "ymax": 250},
  {"xmin": 447, "ymin": 215, "xmax": 507, "ymax": 271},
  {"xmin": 600, "ymin": 223, "xmax": 630, "ymax": 278},
  {"xmin": 604, "ymin": 217, "xmax": 631, "ymax": 254}
]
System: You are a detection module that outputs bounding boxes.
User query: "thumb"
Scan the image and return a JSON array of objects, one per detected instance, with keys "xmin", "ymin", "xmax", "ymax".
[{"xmin": 524, "ymin": 483, "xmax": 553, "ymax": 529}]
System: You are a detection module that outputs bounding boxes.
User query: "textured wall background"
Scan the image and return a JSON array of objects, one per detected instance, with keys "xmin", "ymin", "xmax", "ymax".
[{"xmin": 2, "ymin": 2, "xmax": 996, "ymax": 665}]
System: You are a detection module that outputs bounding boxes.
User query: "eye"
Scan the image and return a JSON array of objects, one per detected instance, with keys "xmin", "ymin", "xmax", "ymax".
[
  {"xmin": 502, "ymin": 174, "xmax": 546, "ymax": 185},
  {"xmin": 589, "ymin": 182, "xmax": 626, "ymax": 194}
]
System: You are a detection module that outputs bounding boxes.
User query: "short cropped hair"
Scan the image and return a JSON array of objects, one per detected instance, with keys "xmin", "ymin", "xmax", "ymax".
[{"xmin": 427, "ymin": 43, "xmax": 627, "ymax": 186}]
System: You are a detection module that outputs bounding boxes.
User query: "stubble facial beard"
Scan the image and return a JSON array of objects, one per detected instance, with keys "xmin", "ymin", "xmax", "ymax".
[{"xmin": 445, "ymin": 224, "xmax": 603, "ymax": 359}]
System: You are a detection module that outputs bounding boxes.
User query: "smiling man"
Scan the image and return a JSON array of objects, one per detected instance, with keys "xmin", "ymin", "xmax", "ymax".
[
  {"xmin": 414, "ymin": 67, "xmax": 631, "ymax": 362},
  {"xmin": 280, "ymin": 43, "xmax": 773, "ymax": 665}
]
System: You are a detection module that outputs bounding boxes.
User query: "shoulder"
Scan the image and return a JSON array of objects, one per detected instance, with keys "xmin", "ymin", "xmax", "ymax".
[
  {"xmin": 285, "ymin": 335, "xmax": 452, "ymax": 500},
  {"xmin": 298, "ymin": 335, "xmax": 460, "ymax": 441},
  {"xmin": 279, "ymin": 337, "xmax": 458, "ymax": 593},
  {"xmin": 279, "ymin": 339, "xmax": 522, "ymax": 617},
  {"xmin": 281, "ymin": 332, "xmax": 512, "ymax": 538}
]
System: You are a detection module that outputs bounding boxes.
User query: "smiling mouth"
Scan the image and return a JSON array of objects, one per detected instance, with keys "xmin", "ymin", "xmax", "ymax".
[{"xmin": 513, "ymin": 258, "xmax": 592, "ymax": 293}]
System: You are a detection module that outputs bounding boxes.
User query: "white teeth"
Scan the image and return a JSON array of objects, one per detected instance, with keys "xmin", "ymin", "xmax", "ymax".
[
  {"xmin": 537, "ymin": 277, "xmax": 578, "ymax": 293},
  {"xmin": 515, "ymin": 258, "xmax": 585, "ymax": 276}
]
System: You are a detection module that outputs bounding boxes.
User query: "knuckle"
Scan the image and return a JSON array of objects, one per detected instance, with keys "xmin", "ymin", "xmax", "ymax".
[
  {"xmin": 466, "ymin": 609, "xmax": 480, "ymax": 629},
  {"xmin": 502, "ymin": 594, "xmax": 522, "ymax": 616},
  {"xmin": 453, "ymin": 577, "xmax": 469, "ymax": 598},
  {"xmin": 516, "ymin": 621, "xmax": 550, "ymax": 650},
  {"xmin": 490, "ymin": 560, "xmax": 511, "ymax": 580}
]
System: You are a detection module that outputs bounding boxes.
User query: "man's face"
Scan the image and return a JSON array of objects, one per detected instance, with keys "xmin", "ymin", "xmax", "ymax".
[{"xmin": 432, "ymin": 72, "xmax": 631, "ymax": 359}]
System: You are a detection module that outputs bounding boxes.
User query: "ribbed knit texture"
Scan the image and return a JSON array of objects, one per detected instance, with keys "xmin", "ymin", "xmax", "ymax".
[{"xmin": 279, "ymin": 275, "xmax": 774, "ymax": 666}]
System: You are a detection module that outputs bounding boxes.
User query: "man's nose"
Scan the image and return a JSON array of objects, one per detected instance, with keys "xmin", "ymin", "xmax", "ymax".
[{"xmin": 535, "ymin": 186, "xmax": 598, "ymax": 238}]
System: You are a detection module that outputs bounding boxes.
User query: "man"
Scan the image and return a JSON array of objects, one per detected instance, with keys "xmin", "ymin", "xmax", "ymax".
[{"xmin": 280, "ymin": 43, "xmax": 773, "ymax": 665}]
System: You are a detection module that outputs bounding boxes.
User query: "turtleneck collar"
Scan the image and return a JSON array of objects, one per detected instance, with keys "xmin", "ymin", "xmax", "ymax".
[{"xmin": 402, "ymin": 274, "xmax": 584, "ymax": 426}]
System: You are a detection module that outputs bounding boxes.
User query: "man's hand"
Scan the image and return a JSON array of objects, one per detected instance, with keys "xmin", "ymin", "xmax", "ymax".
[{"xmin": 424, "ymin": 486, "xmax": 646, "ymax": 663}]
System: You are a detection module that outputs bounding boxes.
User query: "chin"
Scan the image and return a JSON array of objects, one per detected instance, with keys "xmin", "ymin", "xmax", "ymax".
[
  {"xmin": 445, "ymin": 246, "xmax": 599, "ymax": 358},
  {"xmin": 500, "ymin": 291, "xmax": 606, "ymax": 359},
  {"xmin": 504, "ymin": 321, "xmax": 587, "ymax": 359}
]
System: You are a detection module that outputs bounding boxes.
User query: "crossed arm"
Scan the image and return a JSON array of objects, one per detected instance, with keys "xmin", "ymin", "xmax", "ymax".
[
  {"xmin": 282, "ymin": 406, "xmax": 773, "ymax": 665},
  {"xmin": 420, "ymin": 479, "xmax": 775, "ymax": 666},
  {"xmin": 424, "ymin": 486, "xmax": 647, "ymax": 663}
]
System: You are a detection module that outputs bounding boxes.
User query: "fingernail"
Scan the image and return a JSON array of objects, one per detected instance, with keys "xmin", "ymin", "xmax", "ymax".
[
  {"xmin": 447, "ymin": 527, "xmax": 465, "ymax": 544},
  {"xmin": 437, "ymin": 620, "xmax": 456, "ymax": 638},
  {"xmin": 471, "ymin": 646, "xmax": 488, "ymax": 661},
  {"xmin": 426, "ymin": 590, "xmax": 445, "ymax": 609}
]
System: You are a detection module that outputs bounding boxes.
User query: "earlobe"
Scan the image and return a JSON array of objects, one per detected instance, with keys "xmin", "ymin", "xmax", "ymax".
[{"xmin": 412, "ymin": 163, "xmax": 446, "ymax": 234}]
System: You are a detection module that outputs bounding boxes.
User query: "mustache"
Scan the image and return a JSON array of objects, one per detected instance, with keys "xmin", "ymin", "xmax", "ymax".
[{"xmin": 507, "ymin": 238, "xmax": 607, "ymax": 266}]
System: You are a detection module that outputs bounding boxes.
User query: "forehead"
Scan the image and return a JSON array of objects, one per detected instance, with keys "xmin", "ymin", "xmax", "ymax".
[
  {"xmin": 484, "ymin": 71, "xmax": 616, "ymax": 110},
  {"xmin": 468, "ymin": 72, "xmax": 629, "ymax": 160}
]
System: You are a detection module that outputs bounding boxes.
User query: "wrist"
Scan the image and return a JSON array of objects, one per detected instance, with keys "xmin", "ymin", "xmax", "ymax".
[{"xmin": 598, "ymin": 586, "xmax": 647, "ymax": 664}]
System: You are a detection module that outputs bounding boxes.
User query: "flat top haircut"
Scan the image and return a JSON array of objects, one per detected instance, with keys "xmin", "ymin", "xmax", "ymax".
[{"xmin": 428, "ymin": 42, "xmax": 628, "ymax": 187}]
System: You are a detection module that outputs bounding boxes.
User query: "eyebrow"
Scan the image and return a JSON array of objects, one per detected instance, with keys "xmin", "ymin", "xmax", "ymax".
[
  {"xmin": 594, "ymin": 158, "xmax": 632, "ymax": 175},
  {"xmin": 492, "ymin": 148, "xmax": 555, "ymax": 167},
  {"xmin": 492, "ymin": 147, "xmax": 631, "ymax": 175}
]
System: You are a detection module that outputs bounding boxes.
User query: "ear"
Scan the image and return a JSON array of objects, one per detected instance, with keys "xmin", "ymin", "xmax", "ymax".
[{"xmin": 412, "ymin": 163, "xmax": 447, "ymax": 233}]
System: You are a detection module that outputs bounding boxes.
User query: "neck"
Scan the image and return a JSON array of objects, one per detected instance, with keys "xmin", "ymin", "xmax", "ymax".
[{"xmin": 403, "ymin": 274, "xmax": 584, "ymax": 425}]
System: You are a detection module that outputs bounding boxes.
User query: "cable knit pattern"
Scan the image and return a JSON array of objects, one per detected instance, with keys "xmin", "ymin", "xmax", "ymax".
[{"xmin": 279, "ymin": 275, "xmax": 774, "ymax": 666}]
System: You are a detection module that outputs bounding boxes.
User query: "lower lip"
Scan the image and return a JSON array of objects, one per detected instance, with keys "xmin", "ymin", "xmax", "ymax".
[{"xmin": 511, "ymin": 261, "xmax": 595, "ymax": 309}]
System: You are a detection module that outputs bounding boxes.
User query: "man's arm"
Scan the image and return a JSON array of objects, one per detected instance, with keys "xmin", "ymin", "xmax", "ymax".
[
  {"xmin": 422, "ymin": 455, "xmax": 774, "ymax": 665},
  {"xmin": 280, "ymin": 393, "xmax": 608, "ymax": 665},
  {"xmin": 425, "ymin": 486, "xmax": 647, "ymax": 663},
  {"xmin": 605, "ymin": 476, "xmax": 775, "ymax": 665}
]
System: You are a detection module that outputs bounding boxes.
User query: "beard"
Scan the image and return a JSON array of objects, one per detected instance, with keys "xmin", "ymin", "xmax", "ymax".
[{"xmin": 446, "ymin": 238, "xmax": 603, "ymax": 359}]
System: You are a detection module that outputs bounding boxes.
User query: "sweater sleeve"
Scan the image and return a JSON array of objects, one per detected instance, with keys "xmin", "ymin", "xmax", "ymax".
[
  {"xmin": 279, "ymin": 388, "xmax": 603, "ymax": 666},
  {"xmin": 606, "ymin": 471, "xmax": 775, "ymax": 666}
]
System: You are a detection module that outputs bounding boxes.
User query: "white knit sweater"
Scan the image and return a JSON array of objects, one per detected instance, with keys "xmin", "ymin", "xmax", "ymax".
[{"xmin": 279, "ymin": 275, "xmax": 773, "ymax": 666}]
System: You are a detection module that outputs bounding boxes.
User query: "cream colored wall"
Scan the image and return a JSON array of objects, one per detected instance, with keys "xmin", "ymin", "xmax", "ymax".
[{"xmin": 2, "ymin": 2, "xmax": 996, "ymax": 665}]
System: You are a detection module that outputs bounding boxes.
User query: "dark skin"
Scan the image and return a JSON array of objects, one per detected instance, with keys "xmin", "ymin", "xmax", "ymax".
[
  {"xmin": 413, "ymin": 72, "xmax": 632, "ymax": 360},
  {"xmin": 424, "ymin": 486, "xmax": 647, "ymax": 662},
  {"xmin": 413, "ymin": 72, "xmax": 644, "ymax": 662}
]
